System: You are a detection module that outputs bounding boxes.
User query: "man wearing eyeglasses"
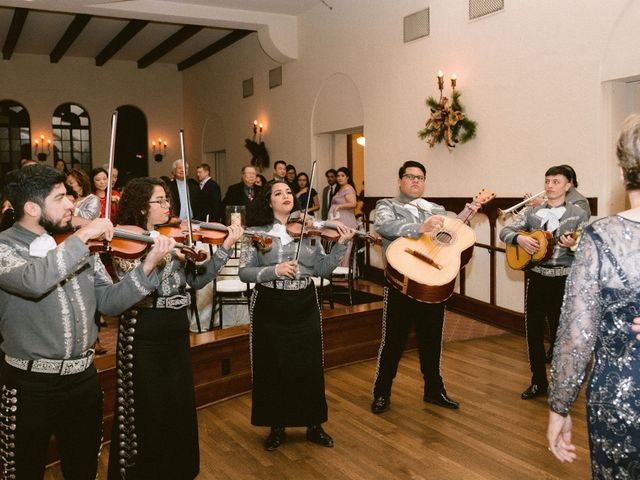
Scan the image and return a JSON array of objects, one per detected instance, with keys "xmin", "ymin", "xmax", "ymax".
[{"xmin": 370, "ymin": 160, "xmax": 462, "ymax": 414}]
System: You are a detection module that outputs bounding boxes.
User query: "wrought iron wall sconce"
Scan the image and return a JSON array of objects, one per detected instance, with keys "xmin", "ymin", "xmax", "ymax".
[
  {"xmin": 34, "ymin": 134, "xmax": 51, "ymax": 162},
  {"xmin": 152, "ymin": 137, "xmax": 168, "ymax": 162},
  {"xmin": 252, "ymin": 120, "xmax": 264, "ymax": 142}
]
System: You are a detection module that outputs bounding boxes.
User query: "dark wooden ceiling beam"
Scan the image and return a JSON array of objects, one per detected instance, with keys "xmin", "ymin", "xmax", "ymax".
[
  {"xmin": 3, "ymin": 8, "xmax": 28, "ymax": 60},
  {"xmin": 177, "ymin": 29, "xmax": 252, "ymax": 71},
  {"xmin": 137, "ymin": 25, "xmax": 203, "ymax": 69},
  {"xmin": 95, "ymin": 19, "xmax": 148, "ymax": 66},
  {"xmin": 50, "ymin": 14, "xmax": 91, "ymax": 63}
]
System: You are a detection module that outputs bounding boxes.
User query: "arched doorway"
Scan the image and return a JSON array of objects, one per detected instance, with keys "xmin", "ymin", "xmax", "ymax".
[{"xmin": 115, "ymin": 105, "xmax": 148, "ymax": 188}]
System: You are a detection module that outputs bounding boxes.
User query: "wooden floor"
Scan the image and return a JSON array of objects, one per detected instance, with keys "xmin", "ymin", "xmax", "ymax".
[{"xmin": 45, "ymin": 332, "xmax": 590, "ymax": 479}]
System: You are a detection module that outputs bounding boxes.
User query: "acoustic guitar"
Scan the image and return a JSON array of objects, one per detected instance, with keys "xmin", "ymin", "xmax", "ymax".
[
  {"xmin": 505, "ymin": 229, "xmax": 580, "ymax": 270},
  {"xmin": 384, "ymin": 189, "xmax": 495, "ymax": 303}
]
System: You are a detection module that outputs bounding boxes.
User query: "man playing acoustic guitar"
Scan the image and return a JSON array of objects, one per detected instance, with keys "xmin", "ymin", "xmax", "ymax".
[
  {"xmin": 371, "ymin": 161, "xmax": 479, "ymax": 414},
  {"xmin": 499, "ymin": 166, "xmax": 589, "ymax": 400}
]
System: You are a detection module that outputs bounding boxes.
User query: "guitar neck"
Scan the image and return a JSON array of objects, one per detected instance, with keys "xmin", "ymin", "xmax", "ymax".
[{"xmin": 455, "ymin": 204, "xmax": 477, "ymax": 224}]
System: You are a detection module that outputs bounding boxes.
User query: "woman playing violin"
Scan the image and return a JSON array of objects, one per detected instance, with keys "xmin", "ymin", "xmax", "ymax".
[
  {"xmin": 106, "ymin": 177, "xmax": 243, "ymax": 480},
  {"xmin": 239, "ymin": 181, "xmax": 355, "ymax": 452}
]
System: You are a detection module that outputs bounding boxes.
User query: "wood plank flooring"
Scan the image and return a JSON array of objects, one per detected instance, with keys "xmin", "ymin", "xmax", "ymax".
[{"xmin": 45, "ymin": 333, "xmax": 590, "ymax": 479}]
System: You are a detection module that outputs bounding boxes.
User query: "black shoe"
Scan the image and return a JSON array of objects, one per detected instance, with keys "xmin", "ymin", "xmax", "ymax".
[
  {"xmin": 306, "ymin": 425, "xmax": 334, "ymax": 447},
  {"xmin": 423, "ymin": 390, "xmax": 459, "ymax": 409},
  {"xmin": 371, "ymin": 395, "xmax": 390, "ymax": 414},
  {"xmin": 265, "ymin": 427, "xmax": 285, "ymax": 451},
  {"xmin": 521, "ymin": 383, "xmax": 548, "ymax": 400}
]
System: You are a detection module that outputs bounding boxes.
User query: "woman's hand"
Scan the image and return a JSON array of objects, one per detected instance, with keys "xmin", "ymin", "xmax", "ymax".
[
  {"xmin": 275, "ymin": 260, "xmax": 298, "ymax": 279},
  {"xmin": 336, "ymin": 224, "xmax": 356, "ymax": 244},
  {"xmin": 142, "ymin": 235, "xmax": 176, "ymax": 276},
  {"xmin": 547, "ymin": 411, "xmax": 577, "ymax": 463},
  {"xmin": 222, "ymin": 224, "xmax": 244, "ymax": 250}
]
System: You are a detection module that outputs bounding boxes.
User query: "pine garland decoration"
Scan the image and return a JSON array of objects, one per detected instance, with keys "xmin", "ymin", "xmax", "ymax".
[{"xmin": 418, "ymin": 90, "xmax": 477, "ymax": 152}]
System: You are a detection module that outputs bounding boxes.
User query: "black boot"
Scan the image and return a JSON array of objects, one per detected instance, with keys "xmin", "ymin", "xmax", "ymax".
[
  {"xmin": 306, "ymin": 424, "xmax": 334, "ymax": 447},
  {"xmin": 424, "ymin": 388, "xmax": 459, "ymax": 409},
  {"xmin": 371, "ymin": 395, "xmax": 390, "ymax": 414},
  {"xmin": 265, "ymin": 426, "xmax": 285, "ymax": 451},
  {"xmin": 521, "ymin": 383, "xmax": 548, "ymax": 400}
]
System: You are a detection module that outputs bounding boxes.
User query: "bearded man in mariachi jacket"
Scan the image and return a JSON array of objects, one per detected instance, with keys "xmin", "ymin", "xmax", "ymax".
[
  {"xmin": 0, "ymin": 165, "xmax": 173, "ymax": 479},
  {"xmin": 371, "ymin": 160, "xmax": 477, "ymax": 414}
]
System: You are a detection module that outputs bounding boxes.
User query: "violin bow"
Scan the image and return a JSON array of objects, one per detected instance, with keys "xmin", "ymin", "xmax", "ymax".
[
  {"xmin": 294, "ymin": 160, "xmax": 317, "ymax": 262},
  {"xmin": 179, "ymin": 129, "xmax": 195, "ymax": 247},
  {"xmin": 104, "ymin": 110, "xmax": 118, "ymax": 226}
]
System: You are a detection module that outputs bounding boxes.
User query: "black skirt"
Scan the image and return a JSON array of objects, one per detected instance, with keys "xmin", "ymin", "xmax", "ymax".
[
  {"xmin": 108, "ymin": 307, "xmax": 199, "ymax": 480},
  {"xmin": 250, "ymin": 283, "xmax": 328, "ymax": 427}
]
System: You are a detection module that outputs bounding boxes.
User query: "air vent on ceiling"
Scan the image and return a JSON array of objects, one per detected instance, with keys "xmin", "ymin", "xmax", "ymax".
[
  {"xmin": 242, "ymin": 78, "xmax": 253, "ymax": 98},
  {"xmin": 403, "ymin": 7, "xmax": 430, "ymax": 43},
  {"xmin": 269, "ymin": 66, "xmax": 282, "ymax": 89},
  {"xmin": 469, "ymin": 0, "xmax": 504, "ymax": 20}
]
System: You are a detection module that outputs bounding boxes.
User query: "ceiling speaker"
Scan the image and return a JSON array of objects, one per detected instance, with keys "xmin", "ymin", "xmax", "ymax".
[{"xmin": 403, "ymin": 8, "xmax": 430, "ymax": 43}]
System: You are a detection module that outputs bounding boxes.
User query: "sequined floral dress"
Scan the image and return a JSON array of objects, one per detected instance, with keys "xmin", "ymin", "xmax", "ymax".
[{"xmin": 549, "ymin": 216, "xmax": 640, "ymax": 478}]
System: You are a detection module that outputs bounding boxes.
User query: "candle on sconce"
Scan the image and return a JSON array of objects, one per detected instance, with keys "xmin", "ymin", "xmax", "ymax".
[
  {"xmin": 258, "ymin": 123, "xmax": 263, "ymax": 133},
  {"xmin": 47, "ymin": 139, "xmax": 51, "ymax": 153},
  {"xmin": 450, "ymin": 73, "xmax": 457, "ymax": 89},
  {"xmin": 437, "ymin": 70, "xmax": 444, "ymax": 91}
]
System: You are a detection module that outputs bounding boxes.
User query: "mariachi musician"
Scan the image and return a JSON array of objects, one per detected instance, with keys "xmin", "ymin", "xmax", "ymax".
[
  {"xmin": 371, "ymin": 160, "xmax": 479, "ymax": 414},
  {"xmin": 499, "ymin": 166, "xmax": 588, "ymax": 400}
]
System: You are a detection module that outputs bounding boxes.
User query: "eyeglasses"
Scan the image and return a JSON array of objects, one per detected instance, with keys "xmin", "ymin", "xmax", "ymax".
[
  {"xmin": 402, "ymin": 174, "xmax": 426, "ymax": 182},
  {"xmin": 148, "ymin": 198, "xmax": 170, "ymax": 207}
]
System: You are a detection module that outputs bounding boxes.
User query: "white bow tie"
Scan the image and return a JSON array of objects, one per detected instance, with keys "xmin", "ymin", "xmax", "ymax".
[
  {"xmin": 535, "ymin": 206, "xmax": 566, "ymax": 233},
  {"xmin": 267, "ymin": 223, "xmax": 294, "ymax": 246},
  {"xmin": 29, "ymin": 233, "xmax": 58, "ymax": 258},
  {"xmin": 403, "ymin": 199, "xmax": 434, "ymax": 220}
]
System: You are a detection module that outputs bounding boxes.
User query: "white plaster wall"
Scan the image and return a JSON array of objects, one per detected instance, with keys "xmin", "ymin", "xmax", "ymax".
[
  {"xmin": 181, "ymin": 0, "xmax": 640, "ymax": 314},
  {"xmin": 0, "ymin": 53, "xmax": 183, "ymax": 179}
]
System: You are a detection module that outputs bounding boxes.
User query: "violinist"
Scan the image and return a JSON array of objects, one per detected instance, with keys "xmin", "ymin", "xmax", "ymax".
[
  {"xmin": 371, "ymin": 161, "xmax": 472, "ymax": 414},
  {"xmin": 238, "ymin": 181, "xmax": 355, "ymax": 451},
  {"xmin": 0, "ymin": 165, "xmax": 171, "ymax": 479},
  {"xmin": 106, "ymin": 177, "xmax": 243, "ymax": 480}
]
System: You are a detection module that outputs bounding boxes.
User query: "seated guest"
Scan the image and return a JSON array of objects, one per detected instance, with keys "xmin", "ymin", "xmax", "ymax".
[
  {"xmin": 223, "ymin": 165, "xmax": 261, "ymax": 208},
  {"xmin": 67, "ymin": 168, "xmax": 100, "ymax": 224}
]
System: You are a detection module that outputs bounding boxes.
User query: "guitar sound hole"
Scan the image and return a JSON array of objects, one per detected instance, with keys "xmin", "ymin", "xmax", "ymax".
[{"xmin": 434, "ymin": 231, "xmax": 453, "ymax": 245}]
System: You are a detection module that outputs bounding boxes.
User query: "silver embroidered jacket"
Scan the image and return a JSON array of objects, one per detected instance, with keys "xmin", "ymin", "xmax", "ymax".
[
  {"xmin": 549, "ymin": 216, "xmax": 640, "ymax": 412},
  {"xmin": 0, "ymin": 224, "xmax": 159, "ymax": 360},
  {"xmin": 238, "ymin": 221, "xmax": 347, "ymax": 284},
  {"xmin": 499, "ymin": 201, "xmax": 589, "ymax": 268},
  {"xmin": 374, "ymin": 195, "xmax": 447, "ymax": 256},
  {"xmin": 113, "ymin": 245, "xmax": 231, "ymax": 296}
]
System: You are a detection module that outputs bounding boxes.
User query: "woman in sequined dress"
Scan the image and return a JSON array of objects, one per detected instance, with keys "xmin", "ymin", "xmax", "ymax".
[
  {"xmin": 547, "ymin": 114, "xmax": 640, "ymax": 477},
  {"xmin": 106, "ymin": 177, "xmax": 243, "ymax": 479},
  {"xmin": 239, "ymin": 181, "xmax": 354, "ymax": 452}
]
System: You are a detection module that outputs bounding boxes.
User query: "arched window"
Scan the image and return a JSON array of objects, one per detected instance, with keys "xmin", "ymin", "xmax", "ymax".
[
  {"xmin": 0, "ymin": 99, "xmax": 31, "ymax": 179},
  {"xmin": 52, "ymin": 103, "xmax": 92, "ymax": 171}
]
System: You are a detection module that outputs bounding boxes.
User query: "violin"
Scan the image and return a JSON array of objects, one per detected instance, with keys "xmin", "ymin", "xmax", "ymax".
[
  {"xmin": 157, "ymin": 220, "xmax": 273, "ymax": 250},
  {"xmin": 286, "ymin": 215, "xmax": 382, "ymax": 246},
  {"xmin": 54, "ymin": 225, "xmax": 207, "ymax": 262}
]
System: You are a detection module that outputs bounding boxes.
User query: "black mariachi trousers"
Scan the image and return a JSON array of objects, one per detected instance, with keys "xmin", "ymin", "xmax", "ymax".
[
  {"xmin": 525, "ymin": 271, "xmax": 567, "ymax": 385},
  {"xmin": 373, "ymin": 284, "xmax": 446, "ymax": 398},
  {"xmin": 0, "ymin": 363, "xmax": 102, "ymax": 480}
]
